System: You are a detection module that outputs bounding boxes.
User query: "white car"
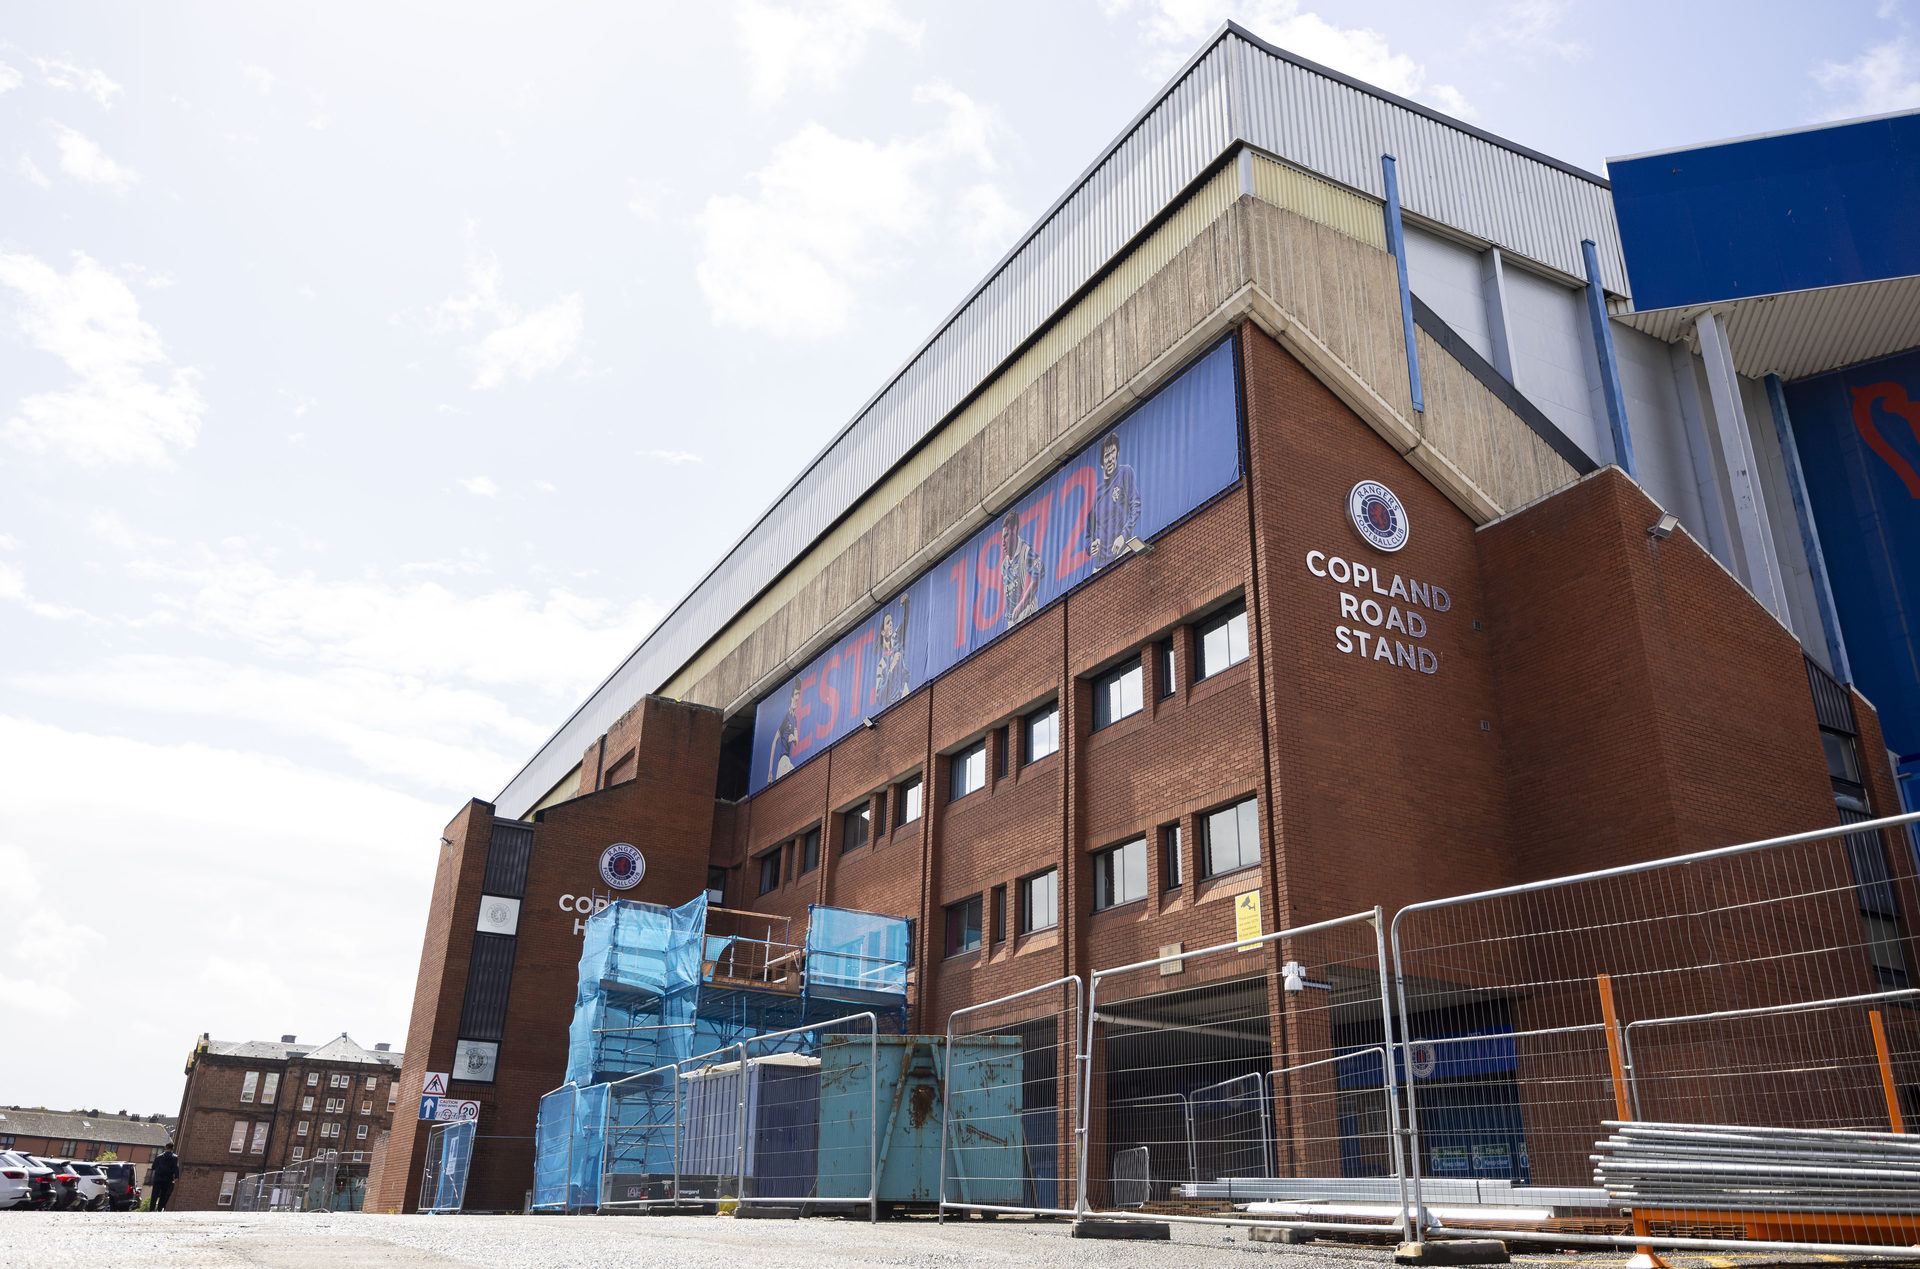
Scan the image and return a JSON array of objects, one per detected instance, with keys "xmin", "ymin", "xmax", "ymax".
[
  {"xmin": 39, "ymin": 1158, "xmax": 109, "ymax": 1210},
  {"xmin": 0, "ymin": 1151, "xmax": 49, "ymax": 1210}
]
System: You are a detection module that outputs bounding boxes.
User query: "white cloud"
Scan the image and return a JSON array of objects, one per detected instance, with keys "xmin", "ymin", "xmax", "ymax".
[
  {"xmin": 534, "ymin": 479, "xmax": 557, "ymax": 494},
  {"xmin": 696, "ymin": 83, "xmax": 1014, "ymax": 336},
  {"xmin": 429, "ymin": 232, "xmax": 584, "ymax": 389},
  {"xmin": 14, "ymin": 655, "xmax": 543, "ymax": 796},
  {"xmin": 459, "ymin": 474, "xmax": 500, "ymax": 497},
  {"xmin": 735, "ymin": 0, "xmax": 922, "ymax": 105},
  {"xmin": 639, "ymin": 448, "xmax": 703, "ymax": 465},
  {"xmin": 1814, "ymin": 37, "xmax": 1920, "ymax": 119},
  {"xmin": 0, "ymin": 558, "xmax": 86, "ymax": 620},
  {"xmin": 243, "ymin": 63, "xmax": 277, "ymax": 95},
  {"xmin": 50, "ymin": 123, "xmax": 139, "ymax": 192},
  {"xmin": 17, "ymin": 153, "xmax": 50, "ymax": 187},
  {"xmin": 33, "ymin": 56, "xmax": 122, "ymax": 108},
  {"xmin": 135, "ymin": 545, "xmax": 662, "ymax": 697},
  {"xmin": 1112, "ymin": 1, "xmax": 1474, "ymax": 117},
  {"xmin": 0, "ymin": 251, "xmax": 205, "ymax": 466},
  {"xmin": 0, "ymin": 715, "xmax": 445, "ymax": 1108},
  {"xmin": 1468, "ymin": 0, "xmax": 1585, "ymax": 63},
  {"xmin": 0, "ymin": 62, "xmax": 21, "ymax": 94}
]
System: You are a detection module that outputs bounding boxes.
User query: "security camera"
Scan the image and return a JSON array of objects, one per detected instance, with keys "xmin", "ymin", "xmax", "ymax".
[
  {"xmin": 861, "ymin": 717, "xmax": 877, "ymax": 731},
  {"xmin": 1283, "ymin": 960, "xmax": 1306, "ymax": 993}
]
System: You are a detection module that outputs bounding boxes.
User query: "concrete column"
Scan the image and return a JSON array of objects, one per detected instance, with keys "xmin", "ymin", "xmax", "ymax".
[
  {"xmin": 1666, "ymin": 341, "xmax": 1734, "ymax": 565},
  {"xmin": 1694, "ymin": 310, "xmax": 1787, "ymax": 619}
]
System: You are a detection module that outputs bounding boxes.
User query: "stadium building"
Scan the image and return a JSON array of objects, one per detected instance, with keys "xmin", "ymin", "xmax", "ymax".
[{"xmin": 370, "ymin": 26, "xmax": 1920, "ymax": 1213}]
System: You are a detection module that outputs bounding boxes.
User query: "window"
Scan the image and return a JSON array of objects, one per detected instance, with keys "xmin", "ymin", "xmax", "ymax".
[
  {"xmin": 261, "ymin": 1073, "xmax": 279, "ymax": 1105},
  {"xmin": 705, "ymin": 866, "xmax": 727, "ymax": 906},
  {"xmin": 297, "ymin": 1121, "xmax": 309, "ymax": 1137},
  {"xmin": 1091, "ymin": 661, "xmax": 1144, "ymax": 730},
  {"xmin": 323, "ymin": 1123, "xmax": 339, "ymax": 1139},
  {"xmin": 240, "ymin": 1071, "xmax": 259, "ymax": 1103},
  {"xmin": 1157, "ymin": 637, "xmax": 1177, "ymax": 698},
  {"xmin": 306, "ymin": 1072, "xmax": 319, "ymax": 1087},
  {"xmin": 991, "ymin": 885, "xmax": 1007, "ymax": 945},
  {"xmin": 945, "ymin": 895, "xmax": 983, "ymax": 957},
  {"xmin": 1202, "ymin": 796, "xmax": 1260, "ymax": 877},
  {"xmin": 0, "ymin": 1135, "xmax": 12, "ymax": 1150},
  {"xmin": 301, "ymin": 1095, "xmax": 314, "ymax": 1112},
  {"xmin": 291, "ymin": 1146, "xmax": 305, "ymax": 1162},
  {"xmin": 842, "ymin": 802, "xmax": 872, "ymax": 852},
  {"xmin": 1162, "ymin": 823, "xmax": 1184, "ymax": 890},
  {"xmin": 757, "ymin": 850, "xmax": 781, "ymax": 895},
  {"xmin": 1021, "ymin": 869, "xmax": 1060, "ymax": 933},
  {"xmin": 332, "ymin": 1073, "xmax": 349, "ymax": 1089},
  {"xmin": 1197, "ymin": 602, "xmax": 1250, "ymax": 678},
  {"xmin": 249, "ymin": 1123, "xmax": 268, "ymax": 1154},
  {"xmin": 218, "ymin": 1172, "xmax": 237, "ymax": 1206},
  {"xmin": 325, "ymin": 1098, "xmax": 344, "ymax": 1115},
  {"xmin": 1024, "ymin": 702, "xmax": 1059, "ymax": 764},
  {"xmin": 229, "ymin": 1121, "xmax": 248, "ymax": 1153},
  {"xmin": 895, "ymin": 777, "xmax": 922, "ymax": 826},
  {"xmin": 994, "ymin": 725, "xmax": 1010, "ymax": 780},
  {"xmin": 365, "ymin": 1076, "xmax": 378, "ymax": 1091},
  {"xmin": 387, "ymin": 1085, "xmax": 399, "ymax": 1112},
  {"xmin": 360, "ymin": 1101, "xmax": 372, "ymax": 1116},
  {"xmin": 1093, "ymin": 838, "xmax": 1148, "ymax": 910},
  {"xmin": 950, "ymin": 741, "xmax": 987, "ymax": 800},
  {"xmin": 356, "ymin": 1124, "xmax": 369, "ymax": 1140},
  {"xmin": 798, "ymin": 826, "xmax": 821, "ymax": 874},
  {"xmin": 904, "ymin": 918, "xmax": 917, "ymax": 968}
]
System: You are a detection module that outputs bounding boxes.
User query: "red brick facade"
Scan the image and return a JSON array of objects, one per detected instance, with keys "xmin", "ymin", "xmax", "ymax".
[{"xmin": 372, "ymin": 324, "xmax": 1916, "ymax": 1211}]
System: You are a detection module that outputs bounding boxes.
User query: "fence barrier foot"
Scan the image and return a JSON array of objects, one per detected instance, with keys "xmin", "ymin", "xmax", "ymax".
[
  {"xmin": 1624, "ymin": 1255, "xmax": 1671, "ymax": 1269},
  {"xmin": 1072, "ymin": 1219, "xmax": 1169, "ymax": 1240},
  {"xmin": 1394, "ymin": 1240, "xmax": 1509, "ymax": 1266},
  {"xmin": 1250, "ymin": 1226, "xmax": 1317, "ymax": 1245}
]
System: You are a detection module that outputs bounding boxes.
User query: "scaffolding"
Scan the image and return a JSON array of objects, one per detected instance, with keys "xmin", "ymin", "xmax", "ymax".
[{"xmin": 534, "ymin": 896, "xmax": 909, "ymax": 1211}]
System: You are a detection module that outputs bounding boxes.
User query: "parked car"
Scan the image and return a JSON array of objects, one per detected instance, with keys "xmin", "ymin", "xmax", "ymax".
[
  {"xmin": 35, "ymin": 1158, "xmax": 108, "ymax": 1211},
  {"xmin": 96, "ymin": 1161, "xmax": 139, "ymax": 1211},
  {"xmin": 1, "ymin": 1151, "xmax": 53, "ymax": 1210}
]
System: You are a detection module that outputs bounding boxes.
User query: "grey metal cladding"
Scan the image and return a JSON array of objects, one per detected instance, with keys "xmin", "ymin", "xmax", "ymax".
[
  {"xmin": 457, "ymin": 932, "xmax": 517, "ymax": 1043},
  {"xmin": 482, "ymin": 821, "xmax": 535, "ymax": 899},
  {"xmin": 495, "ymin": 24, "xmax": 1622, "ymax": 818}
]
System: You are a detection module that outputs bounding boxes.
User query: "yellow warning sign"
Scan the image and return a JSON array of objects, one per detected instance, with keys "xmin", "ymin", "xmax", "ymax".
[{"xmin": 1235, "ymin": 890, "xmax": 1262, "ymax": 950}]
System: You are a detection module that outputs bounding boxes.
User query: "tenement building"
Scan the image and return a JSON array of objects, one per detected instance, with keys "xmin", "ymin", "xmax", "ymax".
[
  {"xmin": 372, "ymin": 26, "xmax": 1920, "ymax": 1212},
  {"xmin": 173, "ymin": 1032, "xmax": 401, "ymax": 1211}
]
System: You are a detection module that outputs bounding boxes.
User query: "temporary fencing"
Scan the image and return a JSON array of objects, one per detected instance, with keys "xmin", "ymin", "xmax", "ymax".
[
  {"xmin": 1081, "ymin": 908, "xmax": 1408, "ymax": 1237},
  {"xmin": 419, "ymin": 1121, "xmax": 475, "ymax": 1213},
  {"xmin": 1389, "ymin": 808, "xmax": 1920, "ymax": 1254},
  {"xmin": 938, "ymin": 975, "xmax": 1082, "ymax": 1218},
  {"xmin": 233, "ymin": 1150, "xmax": 374, "ymax": 1213}
]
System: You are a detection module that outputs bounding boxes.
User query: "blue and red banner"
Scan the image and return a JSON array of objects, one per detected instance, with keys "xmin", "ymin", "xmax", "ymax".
[
  {"xmin": 749, "ymin": 337, "xmax": 1242, "ymax": 794},
  {"xmin": 1787, "ymin": 348, "xmax": 1920, "ymax": 764}
]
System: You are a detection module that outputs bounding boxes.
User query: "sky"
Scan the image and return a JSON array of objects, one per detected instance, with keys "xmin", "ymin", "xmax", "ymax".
[{"xmin": 2, "ymin": 0, "xmax": 1915, "ymax": 1118}]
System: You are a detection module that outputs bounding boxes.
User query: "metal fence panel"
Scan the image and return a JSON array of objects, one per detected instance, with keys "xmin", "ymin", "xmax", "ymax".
[
  {"xmin": 940, "ymin": 975, "xmax": 1083, "ymax": 1218},
  {"xmin": 1389, "ymin": 809, "xmax": 1920, "ymax": 1255},
  {"xmin": 1080, "ymin": 909, "xmax": 1407, "ymax": 1237}
]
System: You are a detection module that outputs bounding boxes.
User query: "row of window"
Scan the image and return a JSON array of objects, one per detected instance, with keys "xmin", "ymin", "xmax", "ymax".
[
  {"xmin": 227, "ymin": 1121, "xmax": 268, "ymax": 1154},
  {"xmin": 749, "ymin": 600, "xmax": 1250, "ymax": 900},
  {"xmin": 942, "ymin": 793, "xmax": 1261, "ymax": 958},
  {"xmin": 295, "ymin": 1120, "xmax": 367, "ymax": 1140},
  {"xmin": 237, "ymin": 1071, "xmax": 280, "ymax": 1105}
]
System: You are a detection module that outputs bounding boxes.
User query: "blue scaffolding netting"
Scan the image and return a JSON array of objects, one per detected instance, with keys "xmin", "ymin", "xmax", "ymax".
[{"xmin": 532, "ymin": 897, "xmax": 910, "ymax": 1210}]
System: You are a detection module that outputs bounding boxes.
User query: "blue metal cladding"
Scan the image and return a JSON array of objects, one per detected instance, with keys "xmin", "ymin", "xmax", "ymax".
[
  {"xmin": 1784, "ymin": 347, "xmax": 1920, "ymax": 762},
  {"xmin": 747, "ymin": 337, "xmax": 1243, "ymax": 795},
  {"xmin": 1610, "ymin": 110, "xmax": 1920, "ymax": 312}
]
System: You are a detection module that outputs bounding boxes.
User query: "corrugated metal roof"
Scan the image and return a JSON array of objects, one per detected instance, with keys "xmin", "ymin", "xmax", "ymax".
[
  {"xmin": 495, "ymin": 23, "xmax": 1625, "ymax": 818},
  {"xmin": 1617, "ymin": 274, "xmax": 1920, "ymax": 381}
]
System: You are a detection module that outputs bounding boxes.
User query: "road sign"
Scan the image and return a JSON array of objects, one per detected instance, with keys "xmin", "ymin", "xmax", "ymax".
[
  {"xmin": 422, "ymin": 1071, "xmax": 449, "ymax": 1097},
  {"xmin": 438, "ymin": 1098, "xmax": 480, "ymax": 1123},
  {"xmin": 418, "ymin": 1094, "xmax": 481, "ymax": 1123}
]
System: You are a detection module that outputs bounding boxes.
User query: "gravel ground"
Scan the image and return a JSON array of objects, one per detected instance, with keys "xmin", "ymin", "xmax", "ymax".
[{"xmin": 0, "ymin": 1211, "xmax": 1881, "ymax": 1268}]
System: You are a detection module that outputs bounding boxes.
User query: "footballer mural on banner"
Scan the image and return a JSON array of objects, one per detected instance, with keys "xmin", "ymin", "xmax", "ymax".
[{"xmin": 751, "ymin": 336, "xmax": 1242, "ymax": 794}]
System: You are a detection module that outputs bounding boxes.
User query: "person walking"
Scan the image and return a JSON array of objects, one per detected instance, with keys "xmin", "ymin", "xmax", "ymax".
[{"xmin": 149, "ymin": 1143, "xmax": 179, "ymax": 1212}]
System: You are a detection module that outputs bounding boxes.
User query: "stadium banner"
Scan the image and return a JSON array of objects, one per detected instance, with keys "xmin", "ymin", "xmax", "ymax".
[
  {"xmin": 750, "ymin": 336, "xmax": 1242, "ymax": 795},
  {"xmin": 1786, "ymin": 348, "xmax": 1920, "ymax": 764}
]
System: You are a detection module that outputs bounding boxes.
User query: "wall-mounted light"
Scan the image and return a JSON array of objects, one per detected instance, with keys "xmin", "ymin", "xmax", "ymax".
[
  {"xmin": 861, "ymin": 717, "xmax": 877, "ymax": 731},
  {"xmin": 1648, "ymin": 513, "xmax": 1679, "ymax": 540}
]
